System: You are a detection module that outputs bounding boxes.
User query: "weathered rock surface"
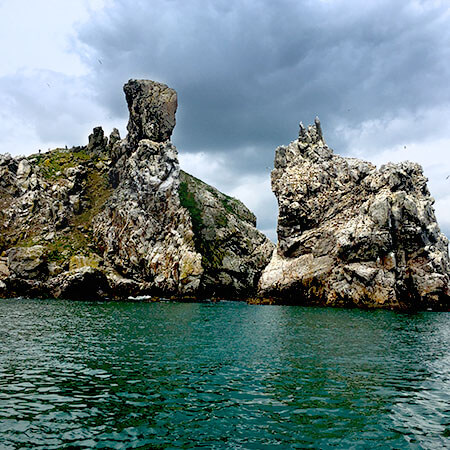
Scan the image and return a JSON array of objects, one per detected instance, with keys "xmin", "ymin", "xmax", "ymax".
[
  {"xmin": 48, "ymin": 267, "xmax": 110, "ymax": 301},
  {"xmin": 178, "ymin": 171, "xmax": 274, "ymax": 297},
  {"xmin": 93, "ymin": 79, "xmax": 273, "ymax": 298},
  {"xmin": 124, "ymin": 79, "xmax": 177, "ymax": 146},
  {"xmin": 7, "ymin": 245, "xmax": 47, "ymax": 279},
  {"xmin": 0, "ymin": 79, "xmax": 273, "ymax": 301},
  {"xmin": 87, "ymin": 126, "xmax": 108, "ymax": 154},
  {"xmin": 258, "ymin": 119, "xmax": 450, "ymax": 310}
]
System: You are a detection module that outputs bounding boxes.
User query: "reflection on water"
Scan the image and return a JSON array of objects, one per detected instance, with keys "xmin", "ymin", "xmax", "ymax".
[{"xmin": 0, "ymin": 299, "xmax": 448, "ymax": 448}]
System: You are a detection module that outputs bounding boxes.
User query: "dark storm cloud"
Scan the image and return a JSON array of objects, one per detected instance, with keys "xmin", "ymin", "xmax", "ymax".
[
  {"xmin": 76, "ymin": 0, "xmax": 450, "ymax": 163},
  {"xmin": 71, "ymin": 0, "xmax": 450, "ymax": 239}
]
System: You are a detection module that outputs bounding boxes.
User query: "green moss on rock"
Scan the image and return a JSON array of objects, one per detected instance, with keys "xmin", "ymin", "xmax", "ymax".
[
  {"xmin": 178, "ymin": 178, "xmax": 204, "ymax": 234},
  {"xmin": 35, "ymin": 148, "xmax": 85, "ymax": 180}
]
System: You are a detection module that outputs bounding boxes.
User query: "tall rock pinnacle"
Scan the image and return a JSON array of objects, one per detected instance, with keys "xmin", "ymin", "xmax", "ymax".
[{"xmin": 123, "ymin": 79, "xmax": 177, "ymax": 147}]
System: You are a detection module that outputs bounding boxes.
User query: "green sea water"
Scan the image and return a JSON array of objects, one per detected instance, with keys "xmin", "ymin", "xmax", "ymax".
[{"xmin": 0, "ymin": 298, "xmax": 448, "ymax": 449}]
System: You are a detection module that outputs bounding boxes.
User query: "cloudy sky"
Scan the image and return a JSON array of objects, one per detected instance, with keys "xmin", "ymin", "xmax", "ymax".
[{"xmin": 1, "ymin": 0, "xmax": 449, "ymax": 241}]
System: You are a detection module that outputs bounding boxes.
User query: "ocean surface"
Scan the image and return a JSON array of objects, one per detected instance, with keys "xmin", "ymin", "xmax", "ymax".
[{"xmin": 0, "ymin": 298, "xmax": 448, "ymax": 449}]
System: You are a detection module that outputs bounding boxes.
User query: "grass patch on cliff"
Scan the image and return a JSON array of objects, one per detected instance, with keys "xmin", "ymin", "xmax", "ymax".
[
  {"xmin": 34, "ymin": 154, "xmax": 111, "ymax": 263},
  {"xmin": 178, "ymin": 178, "xmax": 204, "ymax": 232},
  {"xmin": 46, "ymin": 231, "xmax": 95, "ymax": 263},
  {"xmin": 0, "ymin": 148, "xmax": 111, "ymax": 265},
  {"xmin": 220, "ymin": 196, "xmax": 236, "ymax": 217},
  {"xmin": 204, "ymin": 178, "xmax": 254, "ymax": 225},
  {"xmin": 33, "ymin": 147, "xmax": 109, "ymax": 181},
  {"xmin": 74, "ymin": 170, "xmax": 112, "ymax": 227},
  {"xmin": 47, "ymin": 237, "xmax": 79, "ymax": 263},
  {"xmin": 7, "ymin": 231, "xmax": 93, "ymax": 264},
  {"xmin": 33, "ymin": 148, "xmax": 86, "ymax": 180}
]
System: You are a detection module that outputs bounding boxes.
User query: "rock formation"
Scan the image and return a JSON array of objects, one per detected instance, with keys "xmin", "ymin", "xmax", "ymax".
[
  {"xmin": 258, "ymin": 119, "xmax": 450, "ymax": 310},
  {"xmin": 2, "ymin": 81, "xmax": 447, "ymax": 310},
  {"xmin": 0, "ymin": 79, "xmax": 273, "ymax": 300},
  {"xmin": 124, "ymin": 79, "xmax": 177, "ymax": 146}
]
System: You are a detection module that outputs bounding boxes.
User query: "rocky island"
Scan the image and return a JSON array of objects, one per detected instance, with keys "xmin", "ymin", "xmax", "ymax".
[
  {"xmin": 0, "ymin": 80, "xmax": 448, "ymax": 310},
  {"xmin": 0, "ymin": 80, "xmax": 273, "ymax": 300},
  {"xmin": 259, "ymin": 119, "xmax": 450, "ymax": 310}
]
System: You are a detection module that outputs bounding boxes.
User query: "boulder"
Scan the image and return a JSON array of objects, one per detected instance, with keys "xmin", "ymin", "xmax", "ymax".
[{"xmin": 7, "ymin": 245, "xmax": 47, "ymax": 279}]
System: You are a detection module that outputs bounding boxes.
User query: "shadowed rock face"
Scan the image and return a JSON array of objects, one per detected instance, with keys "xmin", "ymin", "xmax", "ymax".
[
  {"xmin": 0, "ymin": 79, "xmax": 273, "ymax": 301},
  {"xmin": 178, "ymin": 170, "xmax": 274, "ymax": 297},
  {"xmin": 258, "ymin": 119, "xmax": 450, "ymax": 310},
  {"xmin": 124, "ymin": 79, "xmax": 177, "ymax": 147}
]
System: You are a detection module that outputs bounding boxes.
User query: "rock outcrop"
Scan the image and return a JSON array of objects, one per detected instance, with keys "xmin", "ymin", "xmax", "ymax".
[
  {"xmin": 0, "ymin": 79, "xmax": 273, "ymax": 301},
  {"xmin": 3, "ymin": 81, "xmax": 447, "ymax": 310},
  {"xmin": 93, "ymin": 79, "xmax": 272, "ymax": 298},
  {"xmin": 258, "ymin": 119, "xmax": 450, "ymax": 310},
  {"xmin": 178, "ymin": 170, "xmax": 273, "ymax": 297}
]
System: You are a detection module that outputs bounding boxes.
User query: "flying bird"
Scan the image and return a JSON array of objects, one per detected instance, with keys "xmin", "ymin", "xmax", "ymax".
[{"xmin": 98, "ymin": 59, "xmax": 103, "ymax": 65}]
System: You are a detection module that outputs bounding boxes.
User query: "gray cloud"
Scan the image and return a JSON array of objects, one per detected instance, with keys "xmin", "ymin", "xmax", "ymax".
[
  {"xmin": 2, "ymin": 0, "xmax": 449, "ymax": 240},
  {"xmin": 76, "ymin": 0, "xmax": 450, "ymax": 152},
  {"xmin": 72, "ymin": 0, "xmax": 450, "ymax": 239}
]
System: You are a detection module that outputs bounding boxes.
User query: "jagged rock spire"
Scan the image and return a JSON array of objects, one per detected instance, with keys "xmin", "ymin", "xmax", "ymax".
[
  {"xmin": 260, "ymin": 120, "xmax": 450, "ymax": 310},
  {"xmin": 298, "ymin": 117, "xmax": 325, "ymax": 145},
  {"xmin": 87, "ymin": 126, "xmax": 108, "ymax": 153},
  {"xmin": 314, "ymin": 116, "xmax": 323, "ymax": 141}
]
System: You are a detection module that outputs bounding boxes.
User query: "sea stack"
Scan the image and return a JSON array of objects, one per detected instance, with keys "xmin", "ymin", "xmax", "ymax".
[
  {"xmin": 258, "ymin": 119, "xmax": 450, "ymax": 310},
  {"xmin": 94, "ymin": 79, "xmax": 274, "ymax": 298}
]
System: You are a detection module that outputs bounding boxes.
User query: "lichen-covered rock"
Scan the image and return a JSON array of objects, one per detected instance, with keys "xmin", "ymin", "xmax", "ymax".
[
  {"xmin": 93, "ymin": 80, "xmax": 273, "ymax": 299},
  {"xmin": 259, "ymin": 119, "xmax": 450, "ymax": 310},
  {"xmin": 69, "ymin": 254, "xmax": 102, "ymax": 271},
  {"xmin": 0, "ymin": 257, "xmax": 10, "ymax": 279},
  {"xmin": 93, "ymin": 138, "xmax": 204, "ymax": 296},
  {"xmin": 179, "ymin": 171, "xmax": 274, "ymax": 297}
]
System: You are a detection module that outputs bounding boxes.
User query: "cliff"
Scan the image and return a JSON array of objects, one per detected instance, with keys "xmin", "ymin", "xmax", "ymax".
[
  {"xmin": 258, "ymin": 119, "xmax": 450, "ymax": 310},
  {"xmin": 0, "ymin": 79, "xmax": 273, "ymax": 300}
]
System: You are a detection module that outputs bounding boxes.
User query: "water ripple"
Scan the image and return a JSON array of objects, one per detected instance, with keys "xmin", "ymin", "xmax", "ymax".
[{"xmin": 0, "ymin": 299, "xmax": 448, "ymax": 448}]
